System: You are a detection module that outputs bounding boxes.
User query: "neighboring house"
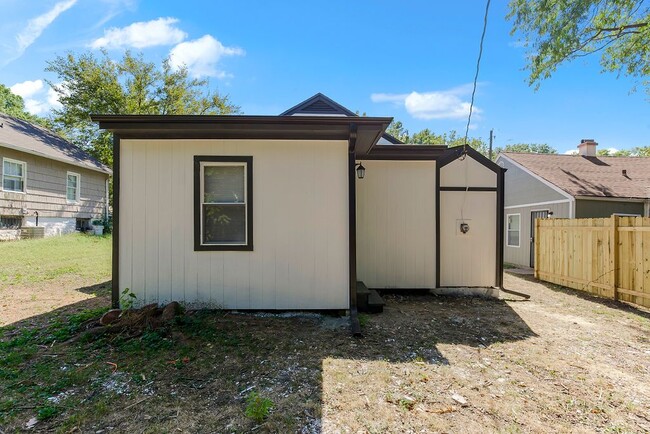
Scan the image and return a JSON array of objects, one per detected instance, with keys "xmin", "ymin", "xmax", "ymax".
[
  {"xmin": 92, "ymin": 93, "xmax": 505, "ymax": 317},
  {"xmin": 0, "ymin": 114, "xmax": 112, "ymax": 240},
  {"xmin": 496, "ymin": 139, "xmax": 650, "ymax": 268}
]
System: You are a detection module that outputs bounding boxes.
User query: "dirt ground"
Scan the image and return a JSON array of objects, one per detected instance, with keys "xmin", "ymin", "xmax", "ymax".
[{"xmin": 1, "ymin": 272, "xmax": 649, "ymax": 433}]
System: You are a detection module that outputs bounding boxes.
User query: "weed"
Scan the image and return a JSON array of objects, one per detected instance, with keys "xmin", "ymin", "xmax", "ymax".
[
  {"xmin": 398, "ymin": 397, "xmax": 416, "ymax": 411},
  {"xmin": 37, "ymin": 405, "xmax": 59, "ymax": 421},
  {"xmin": 120, "ymin": 288, "xmax": 137, "ymax": 310},
  {"xmin": 358, "ymin": 314, "xmax": 369, "ymax": 328},
  {"xmin": 245, "ymin": 391, "xmax": 273, "ymax": 423}
]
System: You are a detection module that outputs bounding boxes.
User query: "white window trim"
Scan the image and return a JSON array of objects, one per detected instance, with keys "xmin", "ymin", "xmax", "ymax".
[
  {"xmin": 2, "ymin": 157, "xmax": 27, "ymax": 194},
  {"xmin": 506, "ymin": 213, "xmax": 521, "ymax": 248},
  {"xmin": 66, "ymin": 171, "xmax": 81, "ymax": 203},
  {"xmin": 200, "ymin": 161, "xmax": 248, "ymax": 247}
]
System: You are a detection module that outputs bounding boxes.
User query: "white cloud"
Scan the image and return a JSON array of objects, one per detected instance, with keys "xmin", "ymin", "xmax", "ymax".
[
  {"xmin": 10, "ymin": 80, "xmax": 44, "ymax": 99},
  {"xmin": 169, "ymin": 35, "xmax": 244, "ymax": 78},
  {"xmin": 90, "ymin": 17, "xmax": 187, "ymax": 49},
  {"xmin": 14, "ymin": 0, "xmax": 77, "ymax": 57},
  {"xmin": 9, "ymin": 80, "xmax": 64, "ymax": 115},
  {"xmin": 564, "ymin": 149, "xmax": 579, "ymax": 155},
  {"xmin": 371, "ymin": 84, "xmax": 481, "ymax": 121}
]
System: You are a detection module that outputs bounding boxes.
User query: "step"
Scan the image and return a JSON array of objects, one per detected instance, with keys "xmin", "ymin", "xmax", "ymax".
[
  {"xmin": 367, "ymin": 289, "xmax": 385, "ymax": 314},
  {"xmin": 356, "ymin": 281, "xmax": 370, "ymax": 312}
]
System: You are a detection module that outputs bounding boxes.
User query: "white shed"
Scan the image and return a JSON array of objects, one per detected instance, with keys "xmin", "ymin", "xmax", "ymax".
[{"xmin": 93, "ymin": 94, "xmax": 504, "ymax": 328}]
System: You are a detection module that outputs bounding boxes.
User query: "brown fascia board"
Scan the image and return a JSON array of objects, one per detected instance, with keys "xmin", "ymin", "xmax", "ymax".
[
  {"xmin": 91, "ymin": 114, "xmax": 392, "ymax": 152},
  {"xmin": 362, "ymin": 144, "xmax": 448, "ymax": 160}
]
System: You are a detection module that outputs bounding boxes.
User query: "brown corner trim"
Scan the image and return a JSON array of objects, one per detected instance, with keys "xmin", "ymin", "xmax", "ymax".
[
  {"xmin": 496, "ymin": 168, "xmax": 505, "ymax": 288},
  {"xmin": 348, "ymin": 124, "xmax": 358, "ymax": 320},
  {"xmin": 111, "ymin": 134, "xmax": 121, "ymax": 309},
  {"xmin": 435, "ymin": 162, "xmax": 441, "ymax": 288}
]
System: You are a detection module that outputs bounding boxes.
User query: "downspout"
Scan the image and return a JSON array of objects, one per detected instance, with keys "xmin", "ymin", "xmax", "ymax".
[
  {"xmin": 105, "ymin": 178, "xmax": 110, "ymax": 220},
  {"xmin": 644, "ymin": 200, "xmax": 650, "ymax": 218},
  {"xmin": 348, "ymin": 124, "xmax": 361, "ymax": 336},
  {"xmin": 495, "ymin": 167, "xmax": 506, "ymax": 289}
]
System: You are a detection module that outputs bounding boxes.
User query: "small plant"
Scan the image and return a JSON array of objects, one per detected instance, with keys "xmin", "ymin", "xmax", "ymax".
[
  {"xmin": 244, "ymin": 391, "xmax": 273, "ymax": 423},
  {"xmin": 37, "ymin": 405, "xmax": 58, "ymax": 420},
  {"xmin": 358, "ymin": 313, "xmax": 369, "ymax": 328},
  {"xmin": 120, "ymin": 288, "xmax": 137, "ymax": 310}
]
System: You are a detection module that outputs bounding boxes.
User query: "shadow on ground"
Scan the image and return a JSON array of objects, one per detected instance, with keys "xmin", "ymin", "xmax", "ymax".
[{"xmin": 0, "ymin": 287, "xmax": 539, "ymax": 433}]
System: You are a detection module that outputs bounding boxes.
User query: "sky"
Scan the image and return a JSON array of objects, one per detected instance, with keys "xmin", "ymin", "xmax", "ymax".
[{"xmin": 1, "ymin": 0, "xmax": 649, "ymax": 154}]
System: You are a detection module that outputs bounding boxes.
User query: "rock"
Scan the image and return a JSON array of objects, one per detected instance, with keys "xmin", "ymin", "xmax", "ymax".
[
  {"xmin": 161, "ymin": 301, "xmax": 181, "ymax": 322},
  {"xmin": 451, "ymin": 393, "xmax": 468, "ymax": 406},
  {"xmin": 26, "ymin": 417, "xmax": 38, "ymax": 429},
  {"xmin": 100, "ymin": 309, "xmax": 122, "ymax": 326}
]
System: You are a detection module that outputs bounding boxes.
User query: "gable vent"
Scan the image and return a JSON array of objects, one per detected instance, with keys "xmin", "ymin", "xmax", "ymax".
[{"xmin": 301, "ymin": 100, "xmax": 345, "ymax": 114}]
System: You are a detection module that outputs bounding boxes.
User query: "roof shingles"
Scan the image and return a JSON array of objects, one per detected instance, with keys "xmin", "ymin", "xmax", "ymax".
[
  {"xmin": 503, "ymin": 152, "xmax": 650, "ymax": 199},
  {"xmin": 0, "ymin": 114, "xmax": 111, "ymax": 174}
]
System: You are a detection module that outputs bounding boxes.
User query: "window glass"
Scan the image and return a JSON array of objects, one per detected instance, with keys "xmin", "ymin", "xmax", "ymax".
[
  {"xmin": 204, "ymin": 166, "xmax": 244, "ymax": 203},
  {"xmin": 507, "ymin": 214, "xmax": 520, "ymax": 247},
  {"xmin": 3, "ymin": 160, "xmax": 25, "ymax": 192},
  {"xmin": 67, "ymin": 173, "xmax": 79, "ymax": 201}
]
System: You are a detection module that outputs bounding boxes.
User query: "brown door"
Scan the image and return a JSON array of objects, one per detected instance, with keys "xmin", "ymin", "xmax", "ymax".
[{"xmin": 530, "ymin": 210, "xmax": 549, "ymax": 268}]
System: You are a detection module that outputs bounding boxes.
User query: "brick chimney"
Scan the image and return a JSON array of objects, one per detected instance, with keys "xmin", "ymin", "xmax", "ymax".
[{"xmin": 577, "ymin": 139, "xmax": 598, "ymax": 156}]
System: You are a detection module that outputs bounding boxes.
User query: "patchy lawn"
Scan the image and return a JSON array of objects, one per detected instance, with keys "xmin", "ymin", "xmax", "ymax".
[
  {"xmin": 1, "ymin": 256, "xmax": 649, "ymax": 432},
  {"xmin": 0, "ymin": 234, "xmax": 111, "ymax": 326}
]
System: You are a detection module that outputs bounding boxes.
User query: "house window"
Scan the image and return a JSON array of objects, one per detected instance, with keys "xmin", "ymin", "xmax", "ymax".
[
  {"xmin": 2, "ymin": 158, "xmax": 26, "ymax": 192},
  {"xmin": 67, "ymin": 172, "xmax": 80, "ymax": 202},
  {"xmin": 194, "ymin": 156, "xmax": 253, "ymax": 251},
  {"xmin": 0, "ymin": 216, "xmax": 22, "ymax": 229},
  {"xmin": 507, "ymin": 214, "xmax": 520, "ymax": 247}
]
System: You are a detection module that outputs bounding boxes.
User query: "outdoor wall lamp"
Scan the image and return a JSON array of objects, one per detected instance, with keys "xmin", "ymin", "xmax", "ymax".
[{"xmin": 355, "ymin": 163, "xmax": 366, "ymax": 179}]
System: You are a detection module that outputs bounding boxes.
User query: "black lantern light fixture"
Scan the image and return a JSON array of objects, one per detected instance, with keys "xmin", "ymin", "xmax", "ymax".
[{"xmin": 355, "ymin": 163, "xmax": 365, "ymax": 179}]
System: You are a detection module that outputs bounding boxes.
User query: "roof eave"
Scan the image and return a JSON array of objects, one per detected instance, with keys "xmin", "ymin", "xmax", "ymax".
[{"xmin": 0, "ymin": 142, "xmax": 112, "ymax": 175}]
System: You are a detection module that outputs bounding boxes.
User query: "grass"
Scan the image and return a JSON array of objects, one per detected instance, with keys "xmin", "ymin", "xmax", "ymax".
[{"xmin": 0, "ymin": 233, "xmax": 111, "ymax": 287}]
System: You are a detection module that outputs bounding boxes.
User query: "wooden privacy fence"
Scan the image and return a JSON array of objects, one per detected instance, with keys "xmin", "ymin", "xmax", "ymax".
[{"xmin": 535, "ymin": 216, "xmax": 650, "ymax": 309}]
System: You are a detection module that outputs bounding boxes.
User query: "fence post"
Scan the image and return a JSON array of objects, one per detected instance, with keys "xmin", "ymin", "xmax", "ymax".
[{"xmin": 611, "ymin": 215, "xmax": 619, "ymax": 301}]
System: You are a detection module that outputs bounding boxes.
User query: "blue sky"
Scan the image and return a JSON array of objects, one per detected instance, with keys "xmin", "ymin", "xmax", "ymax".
[{"xmin": 1, "ymin": 0, "xmax": 649, "ymax": 154}]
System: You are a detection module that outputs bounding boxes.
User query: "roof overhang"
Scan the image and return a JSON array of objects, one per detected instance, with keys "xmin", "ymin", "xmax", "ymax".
[
  {"xmin": 0, "ymin": 141, "xmax": 112, "ymax": 175},
  {"xmin": 361, "ymin": 144, "xmax": 448, "ymax": 160},
  {"xmin": 91, "ymin": 115, "xmax": 392, "ymax": 155}
]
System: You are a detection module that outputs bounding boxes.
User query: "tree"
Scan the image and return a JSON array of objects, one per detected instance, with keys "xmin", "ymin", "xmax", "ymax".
[
  {"xmin": 597, "ymin": 148, "xmax": 633, "ymax": 156},
  {"xmin": 0, "ymin": 84, "xmax": 49, "ymax": 126},
  {"xmin": 495, "ymin": 143, "xmax": 557, "ymax": 154},
  {"xmin": 385, "ymin": 121, "xmax": 490, "ymax": 156},
  {"xmin": 46, "ymin": 51, "xmax": 240, "ymax": 167},
  {"xmin": 634, "ymin": 146, "xmax": 650, "ymax": 156},
  {"xmin": 508, "ymin": 0, "xmax": 650, "ymax": 94}
]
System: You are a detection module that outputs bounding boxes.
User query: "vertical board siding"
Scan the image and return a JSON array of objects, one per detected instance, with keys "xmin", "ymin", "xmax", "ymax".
[
  {"xmin": 440, "ymin": 156, "xmax": 497, "ymax": 287},
  {"xmin": 535, "ymin": 217, "xmax": 650, "ymax": 309},
  {"xmin": 439, "ymin": 191, "xmax": 497, "ymax": 286},
  {"xmin": 120, "ymin": 139, "xmax": 349, "ymax": 310},
  {"xmin": 356, "ymin": 161, "xmax": 436, "ymax": 289}
]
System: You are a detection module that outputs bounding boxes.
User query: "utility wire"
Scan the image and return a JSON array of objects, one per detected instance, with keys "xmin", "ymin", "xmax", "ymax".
[{"xmin": 463, "ymin": 0, "xmax": 491, "ymax": 154}]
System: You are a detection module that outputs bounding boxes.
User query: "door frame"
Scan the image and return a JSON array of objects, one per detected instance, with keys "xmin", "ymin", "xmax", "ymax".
[{"xmin": 529, "ymin": 209, "xmax": 549, "ymax": 268}]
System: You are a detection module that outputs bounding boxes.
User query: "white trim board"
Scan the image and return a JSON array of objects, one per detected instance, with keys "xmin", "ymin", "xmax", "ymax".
[{"xmin": 504, "ymin": 199, "xmax": 570, "ymax": 209}]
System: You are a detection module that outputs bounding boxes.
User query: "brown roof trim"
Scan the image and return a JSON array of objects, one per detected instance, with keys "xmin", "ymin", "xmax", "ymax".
[
  {"xmin": 280, "ymin": 92, "xmax": 358, "ymax": 117},
  {"xmin": 361, "ymin": 144, "xmax": 448, "ymax": 160},
  {"xmin": 91, "ymin": 115, "xmax": 392, "ymax": 153},
  {"xmin": 439, "ymin": 145, "xmax": 502, "ymax": 173}
]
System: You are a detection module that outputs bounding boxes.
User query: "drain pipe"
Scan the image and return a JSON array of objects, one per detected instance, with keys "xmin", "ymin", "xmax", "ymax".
[{"xmin": 34, "ymin": 211, "xmax": 39, "ymax": 227}]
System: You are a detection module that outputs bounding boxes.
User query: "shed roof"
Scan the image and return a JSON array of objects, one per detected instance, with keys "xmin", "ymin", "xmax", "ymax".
[
  {"xmin": 501, "ymin": 152, "xmax": 650, "ymax": 199},
  {"xmin": 0, "ymin": 113, "xmax": 111, "ymax": 174}
]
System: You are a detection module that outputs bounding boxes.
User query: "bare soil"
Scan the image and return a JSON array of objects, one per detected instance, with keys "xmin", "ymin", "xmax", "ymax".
[{"xmin": 1, "ymin": 272, "xmax": 649, "ymax": 433}]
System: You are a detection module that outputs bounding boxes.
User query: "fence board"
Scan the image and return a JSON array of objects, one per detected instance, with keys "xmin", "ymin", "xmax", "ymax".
[{"xmin": 535, "ymin": 216, "xmax": 650, "ymax": 309}]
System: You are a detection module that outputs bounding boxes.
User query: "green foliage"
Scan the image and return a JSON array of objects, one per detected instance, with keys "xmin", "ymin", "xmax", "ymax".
[
  {"xmin": 358, "ymin": 313, "xmax": 369, "ymax": 328},
  {"xmin": 245, "ymin": 391, "xmax": 273, "ymax": 423},
  {"xmin": 634, "ymin": 146, "xmax": 650, "ymax": 156},
  {"xmin": 386, "ymin": 121, "xmax": 490, "ymax": 155},
  {"xmin": 120, "ymin": 288, "xmax": 137, "ymax": 310},
  {"xmin": 45, "ymin": 50, "xmax": 241, "ymax": 168},
  {"xmin": 508, "ymin": 0, "xmax": 650, "ymax": 94},
  {"xmin": 36, "ymin": 405, "xmax": 59, "ymax": 420},
  {"xmin": 495, "ymin": 143, "xmax": 557, "ymax": 154}
]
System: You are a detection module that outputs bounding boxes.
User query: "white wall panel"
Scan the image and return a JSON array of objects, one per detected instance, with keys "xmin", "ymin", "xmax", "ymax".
[
  {"xmin": 441, "ymin": 156, "xmax": 496, "ymax": 188},
  {"xmin": 356, "ymin": 160, "xmax": 436, "ymax": 289},
  {"xmin": 119, "ymin": 139, "xmax": 349, "ymax": 310}
]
